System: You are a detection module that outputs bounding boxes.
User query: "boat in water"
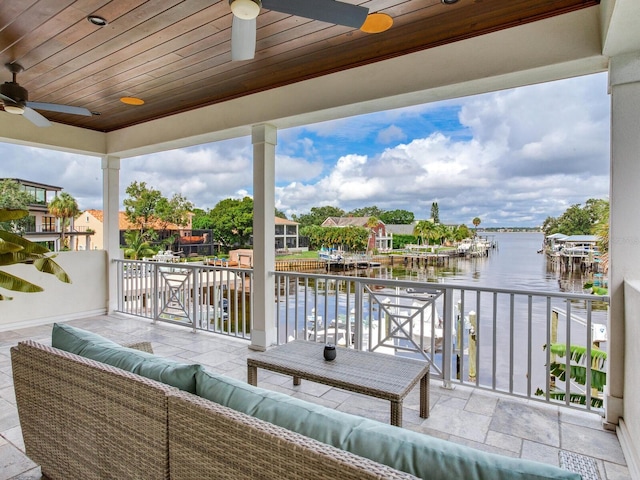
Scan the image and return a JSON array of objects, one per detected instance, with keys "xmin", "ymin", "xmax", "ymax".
[{"xmin": 318, "ymin": 247, "xmax": 344, "ymax": 262}]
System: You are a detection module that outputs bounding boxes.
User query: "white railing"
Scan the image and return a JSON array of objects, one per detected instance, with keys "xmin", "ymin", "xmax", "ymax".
[
  {"xmin": 113, "ymin": 260, "xmax": 610, "ymax": 412},
  {"xmin": 114, "ymin": 259, "xmax": 252, "ymax": 339},
  {"xmin": 275, "ymin": 272, "xmax": 609, "ymax": 412}
]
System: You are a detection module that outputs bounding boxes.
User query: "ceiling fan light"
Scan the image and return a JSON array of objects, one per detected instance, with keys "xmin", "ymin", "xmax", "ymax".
[
  {"xmin": 3, "ymin": 103, "xmax": 24, "ymax": 114},
  {"xmin": 230, "ymin": 0, "xmax": 261, "ymax": 20}
]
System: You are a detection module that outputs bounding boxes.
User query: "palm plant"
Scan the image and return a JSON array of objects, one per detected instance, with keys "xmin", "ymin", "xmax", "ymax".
[
  {"xmin": 536, "ymin": 343, "xmax": 607, "ymax": 408},
  {"xmin": 48, "ymin": 192, "xmax": 80, "ymax": 250},
  {"xmin": 413, "ymin": 220, "xmax": 436, "ymax": 246},
  {"xmin": 472, "ymin": 217, "xmax": 481, "ymax": 235},
  {"xmin": 123, "ymin": 230, "xmax": 157, "ymax": 260},
  {"xmin": 0, "ymin": 209, "xmax": 71, "ymax": 300}
]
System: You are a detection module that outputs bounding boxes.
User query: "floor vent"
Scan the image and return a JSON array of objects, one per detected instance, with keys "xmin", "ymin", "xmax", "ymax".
[{"xmin": 559, "ymin": 451, "xmax": 601, "ymax": 480}]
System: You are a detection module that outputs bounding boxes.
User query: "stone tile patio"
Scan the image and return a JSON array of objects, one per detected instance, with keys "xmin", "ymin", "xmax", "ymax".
[{"xmin": 0, "ymin": 314, "xmax": 630, "ymax": 479}]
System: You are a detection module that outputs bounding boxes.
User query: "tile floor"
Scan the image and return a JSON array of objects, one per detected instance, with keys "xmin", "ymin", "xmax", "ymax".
[{"xmin": 0, "ymin": 314, "xmax": 631, "ymax": 479}]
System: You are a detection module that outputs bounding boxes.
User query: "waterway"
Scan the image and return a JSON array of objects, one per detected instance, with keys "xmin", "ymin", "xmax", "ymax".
[
  {"xmin": 282, "ymin": 232, "xmax": 609, "ymax": 398},
  {"xmin": 340, "ymin": 232, "xmax": 599, "ymax": 295}
]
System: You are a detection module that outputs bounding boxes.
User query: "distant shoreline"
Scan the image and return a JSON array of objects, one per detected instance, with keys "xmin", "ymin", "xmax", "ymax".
[{"xmin": 477, "ymin": 229, "xmax": 542, "ymax": 233}]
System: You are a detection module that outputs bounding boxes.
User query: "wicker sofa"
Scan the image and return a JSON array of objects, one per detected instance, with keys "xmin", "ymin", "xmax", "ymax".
[{"xmin": 11, "ymin": 325, "xmax": 583, "ymax": 480}]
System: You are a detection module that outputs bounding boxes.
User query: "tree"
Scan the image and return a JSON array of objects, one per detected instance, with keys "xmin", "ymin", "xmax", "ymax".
[
  {"xmin": 542, "ymin": 216, "xmax": 560, "ymax": 236},
  {"xmin": 379, "ymin": 209, "xmax": 414, "ymax": 225},
  {"xmin": 413, "ymin": 220, "xmax": 437, "ymax": 245},
  {"xmin": 542, "ymin": 199, "xmax": 609, "ymax": 238},
  {"xmin": 191, "ymin": 208, "xmax": 213, "ymax": 230},
  {"xmin": 209, "ymin": 197, "xmax": 254, "ymax": 248},
  {"xmin": 557, "ymin": 204, "xmax": 592, "ymax": 235},
  {"xmin": 430, "ymin": 202, "xmax": 440, "ymax": 223},
  {"xmin": 123, "ymin": 230, "xmax": 157, "ymax": 260},
  {"xmin": 584, "ymin": 198, "xmax": 609, "ymax": 227},
  {"xmin": 0, "ymin": 179, "xmax": 33, "ymax": 233},
  {"xmin": 392, "ymin": 234, "xmax": 418, "ymax": 249},
  {"xmin": 275, "ymin": 208, "xmax": 287, "ymax": 219},
  {"xmin": 434, "ymin": 223, "xmax": 451, "ymax": 245},
  {"xmin": 451, "ymin": 224, "xmax": 471, "ymax": 241},
  {"xmin": 472, "ymin": 217, "xmax": 481, "ymax": 231},
  {"xmin": 0, "ymin": 208, "xmax": 71, "ymax": 300},
  {"xmin": 292, "ymin": 206, "xmax": 345, "ymax": 228},
  {"xmin": 155, "ymin": 193, "xmax": 193, "ymax": 230},
  {"xmin": 48, "ymin": 192, "xmax": 80, "ymax": 250},
  {"xmin": 348, "ymin": 206, "xmax": 384, "ymax": 218},
  {"xmin": 300, "ymin": 225, "xmax": 368, "ymax": 252},
  {"xmin": 123, "ymin": 181, "xmax": 163, "ymax": 231},
  {"xmin": 593, "ymin": 204, "xmax": 609, "ymax": 273}
]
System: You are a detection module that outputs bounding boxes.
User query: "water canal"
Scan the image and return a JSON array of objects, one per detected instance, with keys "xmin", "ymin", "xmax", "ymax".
[{"xmin": 276, "ymin": 232, "xmax": 609, "ymax": 403}]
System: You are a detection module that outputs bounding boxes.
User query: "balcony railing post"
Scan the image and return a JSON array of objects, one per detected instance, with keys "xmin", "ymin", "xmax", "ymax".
[
  {"xmin": 354, "ymin": 280, "xmax": 363, "ymax": 350},
  {"xmin": 152, "ymin": 262, "xmax": 159, "ymax": 323},
  {"xmin": 192, "ymin": 266, "xmax": 200, "ymax": 333},
  {"xmin": 441, "ymin": 287, "xmax": 454, "ymax": 389}
]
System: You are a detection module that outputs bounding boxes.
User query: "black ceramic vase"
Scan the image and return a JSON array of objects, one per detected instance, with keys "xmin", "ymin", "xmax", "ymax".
[{"xmin": 323, "ymin": 344, "xmax": 336, "ymax": 361}]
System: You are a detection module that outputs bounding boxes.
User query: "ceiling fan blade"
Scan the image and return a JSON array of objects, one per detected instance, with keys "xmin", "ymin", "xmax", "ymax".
[
  {"xmin": 262, "ymin": 0, "xmax": 369, "ymax": 28},
  {"xmin": 26, "ymin": 101, "xmax": 92, "ymax": 116},
  {"xmin": 21, "ymin": 107, "xmax": 52, "ymax": 127},
  {"xmin": 231, "ymin": 16, "xmax": 257, "ymax": 61}
]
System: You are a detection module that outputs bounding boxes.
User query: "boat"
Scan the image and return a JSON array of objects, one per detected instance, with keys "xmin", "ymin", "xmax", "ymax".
[{"xmin": 318, "ymin": 247, "xmax": 344, "ymax": 262}]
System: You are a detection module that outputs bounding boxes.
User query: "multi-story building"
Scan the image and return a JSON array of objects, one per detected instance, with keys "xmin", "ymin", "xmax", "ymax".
[{"xmin": 275, "ymin": 217, "xmax": 302, "ymax": 252}]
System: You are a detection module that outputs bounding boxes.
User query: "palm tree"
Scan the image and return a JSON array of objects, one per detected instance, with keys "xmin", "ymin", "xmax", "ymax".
[
  {"xmin": 413, "ymin": 220, "xmax": 436, "ymax": 246},
  {"xmin": 48, "ymin": 192, "xmax": 80, "ymax": 250},
  {"xmin": 124, "ymin": 230, "xmax": 157, "ymax": 260},
  {"xmin": 593, "ymin": 208, "xmax": 609, "ymax": 274},
  {"xmin": 0, "ymin": 208, "xmax": 71, "ymax": 300},
  {"xmin": 365, "ymin": 216, "xmax": 380, "ymax": 252},
  {"xmin": 472, "ymin": 217, "xmax": 481, "ymax": 235},
  {"xmin": 435, "ymin": 223, "xmax": 451, "ymax": 245}
]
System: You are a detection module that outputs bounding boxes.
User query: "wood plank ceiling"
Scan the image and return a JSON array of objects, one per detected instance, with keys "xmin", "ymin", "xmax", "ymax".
[{"xmin": 0, "ymin": 0, "xmax": 598, "ymax": 132}]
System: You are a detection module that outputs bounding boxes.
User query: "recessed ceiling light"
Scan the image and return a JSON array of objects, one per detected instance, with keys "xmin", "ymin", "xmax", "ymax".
[
  {"xmin": 441, "ymin": 0, "xmax": 459, "ymax": 4},
  {"xmin": 361, "ymin": 13, "xmax": 393, "ymax": 34},
  {"xmin": 87, "ymin": 15, "xmax": 108, "ymax": 27},
  {"xmin": 120, "ymin": 97, "xmax": 145, "ymax": 106}
]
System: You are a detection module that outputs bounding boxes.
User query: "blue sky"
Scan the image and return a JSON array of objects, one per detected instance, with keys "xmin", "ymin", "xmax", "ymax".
[{"xmin": 1, "ymin": 72, "xmax": 609, "ymax": 228}]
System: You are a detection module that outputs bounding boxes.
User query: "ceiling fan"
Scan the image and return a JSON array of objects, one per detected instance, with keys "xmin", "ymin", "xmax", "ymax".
[
  {"xmin": 0, "ymin": 63, "xmax": 92, "ymax": 127},
  {"xmin": 229, "ymin": 0, "xmax": 370, "ymax": 61}
]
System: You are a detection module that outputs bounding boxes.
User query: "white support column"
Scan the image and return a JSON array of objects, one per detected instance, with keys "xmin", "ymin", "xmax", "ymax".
[
  {"xmin": 102, "ymin": 156, "xmax": 121, "ymax": 313},
  {"xmin": 250, "ymin": 124, "xmax": 277, "ymax": 351},
  {"xmin": 606, "ymin": 52, "xmax": 640, "ymax": 427}
]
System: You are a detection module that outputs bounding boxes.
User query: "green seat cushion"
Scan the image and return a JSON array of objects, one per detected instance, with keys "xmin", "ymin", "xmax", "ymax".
[
  {"xmin": 52, "ymin": 323, "xmax": 202, "ymax": 393},
  {"xmin": 196, "ymin": 370, "xmax": 581, "ymax": 480}
]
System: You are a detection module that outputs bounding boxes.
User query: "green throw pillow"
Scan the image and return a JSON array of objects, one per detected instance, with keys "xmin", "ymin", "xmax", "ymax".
[
  {"xmin": 52, "ymin": 323, "xmax": 202, "ymax": 393},
  {"xmin": 195, "ymin": 370, "xmax": 580, "ymax": 480}
]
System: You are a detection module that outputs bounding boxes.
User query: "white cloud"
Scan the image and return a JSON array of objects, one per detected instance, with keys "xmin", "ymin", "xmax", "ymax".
[
  {"xmin": 277, "ymin": 73, "xmax": 609, "ymax": 225},
  {"xmin": 0, "ymin": 73, "xmax": 609, "ymax": 226},
  {"xmin": 376, "ymin": 125, "xmax": 407, "ymax": 144}
]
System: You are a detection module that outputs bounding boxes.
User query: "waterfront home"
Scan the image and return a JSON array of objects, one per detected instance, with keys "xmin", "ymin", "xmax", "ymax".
[
  {"xmin": 1, "ymin": 1, "xmax": 640, "ymax": 478},
  {"xmin": 275, "ymin": 217, "xmax": 303, "ymax": 252},
  {"xmin": 75, "ymin": 209, "xmax": 192, "ymax": 251},
  {"xmin": 1, "ymin": 178, "xmax": 93, "ymax": 251},
  {"xmin": 321, "ymin": 216, "xmax": 393, "ymax": 252}
]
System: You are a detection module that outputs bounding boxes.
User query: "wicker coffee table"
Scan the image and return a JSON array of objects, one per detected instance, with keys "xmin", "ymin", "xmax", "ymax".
[{"xmin": 247, "ymin": 340, "xmax": 429, "ymax": 427}]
